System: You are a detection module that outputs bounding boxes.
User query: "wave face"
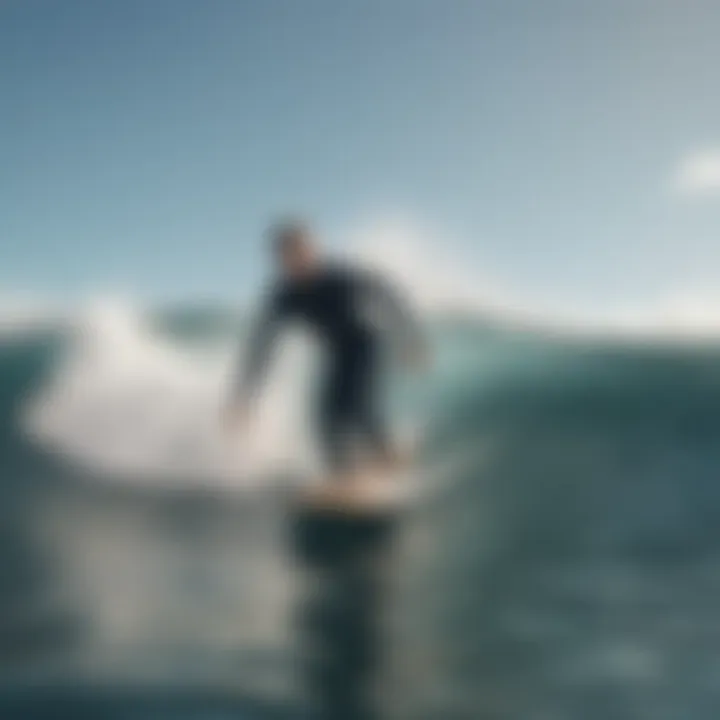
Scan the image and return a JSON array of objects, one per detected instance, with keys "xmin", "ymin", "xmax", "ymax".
[{"xmin": 3, "ymin": 304, "xmax": 720, "ymax": 718}]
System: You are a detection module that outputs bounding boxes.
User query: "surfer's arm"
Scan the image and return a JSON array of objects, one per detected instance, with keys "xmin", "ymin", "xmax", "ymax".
[
  {"xmin": 359, "ymin": 270, "xmax": 426, "ymax": 362},
  {"xmin": 231, "ymin": 288, "xmax": 288, "ymax": 406}
]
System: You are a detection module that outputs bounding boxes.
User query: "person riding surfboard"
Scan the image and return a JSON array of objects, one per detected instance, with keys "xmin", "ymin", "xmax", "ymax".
[{"xmin": 223, "ymin": 220, "xmax": 428, "ymax": 506}]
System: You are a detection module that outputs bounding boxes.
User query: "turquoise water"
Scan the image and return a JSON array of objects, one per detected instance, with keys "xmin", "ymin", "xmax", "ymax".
[{"xmin": 3, "ymin": 310, "xmax": 720, "ymax": 718}]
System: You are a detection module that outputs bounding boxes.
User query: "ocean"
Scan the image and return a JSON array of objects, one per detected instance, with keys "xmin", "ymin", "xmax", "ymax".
[{"xmin": 2, "ymin": 301, "xmax": 720, "ymax": 719}]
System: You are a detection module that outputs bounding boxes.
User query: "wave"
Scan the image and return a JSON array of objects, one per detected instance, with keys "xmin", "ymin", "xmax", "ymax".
[
  {"xmin": 5, "ymin": 292, "xmax": 720, "ymax": 717},
  {"xmin": 3, "ymin": 284, "xmax": 719, "ymax": 492}
]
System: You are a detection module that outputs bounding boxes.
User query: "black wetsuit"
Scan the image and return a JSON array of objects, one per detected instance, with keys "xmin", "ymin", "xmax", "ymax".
[{"xmin": 236, "ymin": 264, "xmax": 421, "ymax": 473}]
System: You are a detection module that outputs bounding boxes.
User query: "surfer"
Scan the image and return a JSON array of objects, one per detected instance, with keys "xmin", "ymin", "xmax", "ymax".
[{"xmin": 224, "ymin": 219, "xmax": 428, "ymax": 500}]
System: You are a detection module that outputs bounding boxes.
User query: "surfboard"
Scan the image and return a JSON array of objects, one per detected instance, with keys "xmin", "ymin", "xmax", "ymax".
[
  {"xmin": 295, "ymin": 438, "xmax": 479, "ymax": 512},
  {"xmin": 297, "ymin": 475, "xmax": 407, "ymax": 514}
]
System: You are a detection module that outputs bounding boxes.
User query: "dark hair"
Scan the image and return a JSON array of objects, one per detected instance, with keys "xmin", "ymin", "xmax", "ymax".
[{"xmin": 267, "ymin": 218, "xmax": 311, "ymax": 256}]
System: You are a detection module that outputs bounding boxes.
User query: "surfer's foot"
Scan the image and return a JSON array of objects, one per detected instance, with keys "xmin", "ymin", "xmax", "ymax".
[
  {"xmin": 300, "ymin": 466, "xmax": 394, "ymax": 512},
  {"xmin": 372, "ymin": 443, "xmax": 414, "ymax": 476},
  {"xmin": 301, "ymin": 468, "xmax": 362, "ymax": 506}
]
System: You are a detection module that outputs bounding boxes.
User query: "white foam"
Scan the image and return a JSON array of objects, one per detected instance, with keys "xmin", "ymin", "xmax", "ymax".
[{"xmin": 23, "ymin": 299, "xmax": 319, "ymax": 488}]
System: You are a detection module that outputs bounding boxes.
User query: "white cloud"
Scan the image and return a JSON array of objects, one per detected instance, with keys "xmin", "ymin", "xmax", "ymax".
[
  {"xmin": 342, "ymin": 214, "xmax": 520, "ymax": 314},
  {"xmin": 674, "ymin": 149, "xmax": 720, "ymax": 195},
  {"xmin": 595, "ymin": 288, "xmax": 720, "ymax": 338},
  {"xmin": 340, "ymin": 215, "xmax": 720, "ymax": 339}
]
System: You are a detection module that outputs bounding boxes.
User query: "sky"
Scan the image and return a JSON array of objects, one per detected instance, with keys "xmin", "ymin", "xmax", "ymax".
[{"xmin": 3, "ymin": 0, "xmax": 720, "ymax": 315}]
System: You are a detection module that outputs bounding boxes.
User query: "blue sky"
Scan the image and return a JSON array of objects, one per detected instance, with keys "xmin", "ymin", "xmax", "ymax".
[{"xmin": 3, "ymin": 0, "xmax": 720, "ymax": 312}]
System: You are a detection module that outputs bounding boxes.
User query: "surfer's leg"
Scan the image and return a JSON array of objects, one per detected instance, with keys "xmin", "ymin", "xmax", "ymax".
[
  {"xmin": 352, "ymin": 359, "xmax": 408, "ymax": 473},
  {"xmin": 304, "ymin": 374, "xmax": 379, "ymax": 508},
  {"xmin": 356, "ymin": 398, "xmax": 391, "ymax": 464},
  {"xmin": 308, "ymin": 359, "xmax": 402, "ymax": 510},
  {"xmin": 317, "ymin": 374, "xmax": 355, "ymax": 481}
]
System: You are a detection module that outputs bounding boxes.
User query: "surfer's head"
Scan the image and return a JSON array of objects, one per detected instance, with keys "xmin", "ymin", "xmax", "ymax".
[{"xmin": 268, "ymin": 218, "xmax": 319, "ymax": 279}]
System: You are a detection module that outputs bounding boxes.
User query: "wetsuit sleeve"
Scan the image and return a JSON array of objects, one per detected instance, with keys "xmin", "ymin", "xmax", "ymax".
[
  {"xmin": 359, "ymin": 270, "xmax": 425, "ymax": 353},
  {"xmin": 233, "ymin": 288, "xmax": 289, "ymax": 403}
]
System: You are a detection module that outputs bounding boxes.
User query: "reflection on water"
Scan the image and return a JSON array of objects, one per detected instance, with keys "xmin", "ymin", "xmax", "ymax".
[{"xmin": 31, "ymin": 486, "xmax": 297, "ymax": 693}]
